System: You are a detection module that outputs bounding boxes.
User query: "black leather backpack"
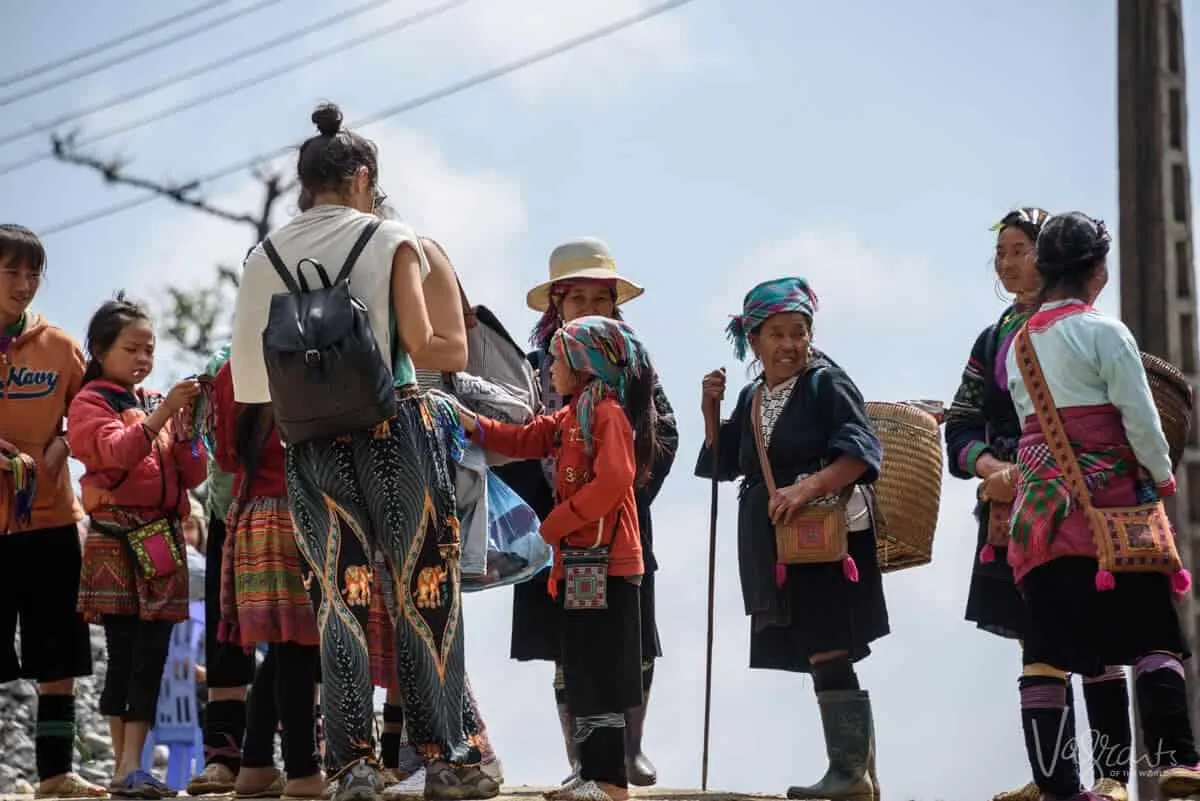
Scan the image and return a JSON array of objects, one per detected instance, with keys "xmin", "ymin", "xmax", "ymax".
[{"xmin": 260, "ymin": 218, "xmax": 395, "ymax": 444}]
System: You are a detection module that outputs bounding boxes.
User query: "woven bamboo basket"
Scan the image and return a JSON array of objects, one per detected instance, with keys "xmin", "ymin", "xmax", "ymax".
[
  {"xmin": 1142, "ymin": 352, "xmax": 1193, "ymax": 471},
  {"xmin": 866, "ymin": 401, "xmax": 943, "ymax": 573}
]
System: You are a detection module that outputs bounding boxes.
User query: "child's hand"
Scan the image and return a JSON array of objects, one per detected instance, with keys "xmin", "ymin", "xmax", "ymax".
[
  {"xmin": 165, "ymin": 378, "xmax": 201, "ymax": 412},
  {"xmin": 458, "ymin": 405, "xmax": 479, "ymax": 434}
]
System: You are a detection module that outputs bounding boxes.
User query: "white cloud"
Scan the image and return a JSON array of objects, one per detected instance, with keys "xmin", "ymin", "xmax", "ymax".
[{"xmin": 711, "ymin": 229, "xmax": 943, "ymax": 335}]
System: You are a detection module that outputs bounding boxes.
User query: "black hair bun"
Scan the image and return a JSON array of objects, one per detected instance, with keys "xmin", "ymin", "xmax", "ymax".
[
  {"xmin": 1036, "ymin": 211, "xmax": 1111, "ymax": 274},
  {"xmin": 311, "ymin": 103, "xmax": 343, "ymax": 137}
]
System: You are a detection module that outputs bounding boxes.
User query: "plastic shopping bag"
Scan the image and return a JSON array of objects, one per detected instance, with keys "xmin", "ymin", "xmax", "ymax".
[{"xmin": 461, "ymin": 471, "xmax": 552, "ymax": 593}]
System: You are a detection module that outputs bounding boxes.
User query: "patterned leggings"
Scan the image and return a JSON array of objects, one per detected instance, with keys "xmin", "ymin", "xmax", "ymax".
[{"xmin": 286, "ymin": 392, "xmax": 478, "ymax": 773}]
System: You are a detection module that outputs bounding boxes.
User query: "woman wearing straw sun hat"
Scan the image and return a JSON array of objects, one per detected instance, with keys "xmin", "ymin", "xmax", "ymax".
[{"xmin": 492, "ymin": 237, "xmax": 679, "ymax": 790}]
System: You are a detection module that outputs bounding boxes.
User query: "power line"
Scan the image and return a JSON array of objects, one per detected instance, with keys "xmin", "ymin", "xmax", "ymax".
[
  {"xmin": 0, "ymin": 0, "xmax": 288, "ymax": 109},
  {"xmin": 0, "ymin": 0, "xmax": 409, "ymax": 151},
  {"xmin": 37, "ymin": 0, "xmax": 699, "ymax": 239},
  {"xmin": 0, "ymin": 0, "xmax": 234, "ymax": 90},
  {"xmin": 0, "ymin": 0, "xmax": 470, "ymax": 177}
]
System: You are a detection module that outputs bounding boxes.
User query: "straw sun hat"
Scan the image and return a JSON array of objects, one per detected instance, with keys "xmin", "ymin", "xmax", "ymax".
[{"xmin": 525, "ymin": 237, "xmax": 644, "ymax": 312}]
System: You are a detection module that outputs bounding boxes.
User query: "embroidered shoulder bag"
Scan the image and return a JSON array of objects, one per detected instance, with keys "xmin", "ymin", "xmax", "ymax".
[
  {"xmin": 751, "ymin": 386, "xmax": 852, "ymax": 567},
  {"xmin": 94, "ymin": 438, "xmax": 186, "ymax": 581},
  {"xmin": 1013, "ymin": 327, "xmax": 1186, "ymax": 591}
]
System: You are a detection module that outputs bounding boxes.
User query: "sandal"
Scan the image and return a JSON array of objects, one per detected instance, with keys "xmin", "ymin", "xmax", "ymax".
[
  {"xmin": 112, "ymin": 771, "xmax": 177, "ymax": 800},
  {"xmin": 552, "ymin": 781, "xmax": 618, "ymax": 801},
  {"xmin": 35, "ymin": 773, "xmax": 108, "ymax": 799},
  {"xmin": 234, "ymin": 772, "xmax": 285, "ymax": 799},
  {"xmin": 187, "ymin": 763, "xmax": 237, "ymax": 796}
]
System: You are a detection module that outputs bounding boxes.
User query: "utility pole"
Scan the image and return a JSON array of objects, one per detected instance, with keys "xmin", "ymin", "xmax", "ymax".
[{"xmin": 1117, "ymin": 1, "xmax": 1198, "ymax": 799}]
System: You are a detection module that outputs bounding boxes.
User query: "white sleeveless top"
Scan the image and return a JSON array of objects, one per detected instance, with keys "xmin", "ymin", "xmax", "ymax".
[{"xmin": 230, "ymin": 204, "xmax": 430, "ymax": 404}]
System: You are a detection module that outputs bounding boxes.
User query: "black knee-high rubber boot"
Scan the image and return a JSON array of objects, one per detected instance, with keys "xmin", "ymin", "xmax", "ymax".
[
  {"xmin": 625, "ymin": 661, "xmax": 656, "ymax": 787},
  {"xmin": 786, "ymin": 690, "xmax": 875, "ymax": 801}
]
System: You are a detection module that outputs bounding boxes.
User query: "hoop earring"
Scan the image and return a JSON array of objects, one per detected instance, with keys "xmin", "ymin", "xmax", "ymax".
[{"xmin": 994, "ymin": 276, "xmax": 1009, "ymax": 302}]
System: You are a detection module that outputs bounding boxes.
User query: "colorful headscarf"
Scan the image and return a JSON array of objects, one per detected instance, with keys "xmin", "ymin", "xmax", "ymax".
[
  {"xmin": 549, "ymin": 315, "xmax": 652, "ymax": 454},
  {"xmin": 724, "ymin": 277, "xmax": 819, "ymax": 361}
]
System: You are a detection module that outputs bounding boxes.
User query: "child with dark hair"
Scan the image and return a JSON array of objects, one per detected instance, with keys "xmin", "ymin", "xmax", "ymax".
[
  {"xmin": 210, "ymin": 359, "xmax": 324, "ymax": 798},
  {"xmin": 69, "ymin": 293, "xmax": 208, "ymax": 799},
  {"xmin": 0, "ymin": 224, "xmax": 105, "ymax": 798},
  {"xmin": 457, "ymin": 315, "xmax": 659, "ymax": 801}
]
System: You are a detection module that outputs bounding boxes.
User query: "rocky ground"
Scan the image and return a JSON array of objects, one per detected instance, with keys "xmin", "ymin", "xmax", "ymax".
[{"xmin": 0, "ymin": 625, "xmax": 120, "ymax": 794}]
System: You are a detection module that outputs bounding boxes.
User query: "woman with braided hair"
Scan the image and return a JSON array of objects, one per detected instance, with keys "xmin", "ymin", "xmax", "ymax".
[
  {"xmin": 945, "ymin": 208, "xmax": 1134, "ymax": 801},
  {"xmin": 1004, "ymin": 211, "xmax": 1200, "ymax": 800}
]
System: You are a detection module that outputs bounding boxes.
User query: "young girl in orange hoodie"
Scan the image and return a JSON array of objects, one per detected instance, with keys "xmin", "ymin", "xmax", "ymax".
[
  {"xmin": 0, "ymin": 224, "xmax": 105, "ymax": 798},
  {"xmin": 456, "ymin": 315, "xmax": 660, "ymax": 801},
  {"xmin": 68, "ymin": 294, "xmax": 208, "ymax": 799}
]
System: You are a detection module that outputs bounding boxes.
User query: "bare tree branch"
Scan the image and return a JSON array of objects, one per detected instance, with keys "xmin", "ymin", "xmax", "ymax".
[{"xmin": 49, "ymin": 133, "xmax": 291, "ymax": 363}]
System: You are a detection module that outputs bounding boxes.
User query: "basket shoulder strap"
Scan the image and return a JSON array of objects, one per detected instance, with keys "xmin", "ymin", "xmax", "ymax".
[
  {"xmin": 1012, "ymin": 326, "xmax": 1096, "ymax": 512},
  {"xmin": 750, "ymin": 387, "xmax": 778, "ymax": 495}
]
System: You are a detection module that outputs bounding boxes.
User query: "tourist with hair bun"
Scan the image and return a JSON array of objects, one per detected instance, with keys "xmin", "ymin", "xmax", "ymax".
[
  {"xmin": 0, "ymin": 224, "xmax": 106, "ymax": 799},
  {"xmin": 946, "ymin": 208, "xmax": 1133, "ymax": 801},
  {"xmin": 1004, "ymin": 211, "xmax": 1200, "ymax": 800},
  {"xmin": 230, "ymin": 103, "xmax": 497, "ymax": 801}
]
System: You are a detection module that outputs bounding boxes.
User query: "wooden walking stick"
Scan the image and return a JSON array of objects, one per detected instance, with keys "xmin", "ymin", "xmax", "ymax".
[{"xmin": 700, "ymin": 389, "xmax": 721, "ymax": 791}]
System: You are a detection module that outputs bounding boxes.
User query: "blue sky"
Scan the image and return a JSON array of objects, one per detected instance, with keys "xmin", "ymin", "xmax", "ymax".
[{"xmin": 2, "ymin": 1, "xmax": 1197, "ymax": 798}]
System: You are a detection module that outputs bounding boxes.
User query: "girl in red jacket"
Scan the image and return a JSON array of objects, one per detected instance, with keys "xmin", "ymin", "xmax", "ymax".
[
  {"xmin": 210, "ymin": 360, "xmax": 324, "ymax": 799},
  {"xmin": 457, "ymin": 315, "xmax": 659, "ymax": 801},
  {"xmin": 68, "ymin": 294, "xmax": 207, "ymax": 800}
]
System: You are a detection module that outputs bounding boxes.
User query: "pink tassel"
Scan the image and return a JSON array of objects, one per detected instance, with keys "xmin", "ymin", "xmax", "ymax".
[
  {"xmin": 1095, "ymin": 569, "xmax": 1117, "ymax": 592},
  {"xmin": 979, "ymin": 544, "xmax": 996, "ymax": 564},
  {"xmin": 843, "ymin": 555, "xmax": 860, "ymax": 583},
  {"xmin": 775, "ymin": 564, "xmax": 787, "ymax": 588},
  {"xmin": 1172, "ymin": 568, "xmax": 1192, "ymax": 596}
]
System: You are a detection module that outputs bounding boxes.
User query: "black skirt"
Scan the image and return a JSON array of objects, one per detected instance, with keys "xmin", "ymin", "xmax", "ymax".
[
  {"xmin": 749, "ymin": 529, "xmax": 890, "ymax": 673},
  {"xmin": 1021, "ymin": 556, "xmax": 1190, "ymax": 676},
  {"xmin": 964, "ymin": 500, "xmax": 1025, "ymax": 640},
  {"xmin": 510, "ymin": 567, "xmax": 663, "ymax": 664},
  {"xmin": 560, "ymin": 576, "xmax": 645, "ymax": 716}
]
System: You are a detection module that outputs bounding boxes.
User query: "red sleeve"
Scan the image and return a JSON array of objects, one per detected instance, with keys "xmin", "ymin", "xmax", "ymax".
[
  {"xmin": 173, "ymin": 431, "xmax": 209, "ymax": 490},
  {"xmin": 67, "ymin": 389, "xmax": 152, "ymax": 473},
  {"xmin": 539, "ymin": 401, "xmax": 636, "ymax": 546},
  {"xmin": 212, "ymin": 362, "xmax": 239, "ymax": 475},
  {"xmin": 473, "ymin": 408, "xmax": 567, "ymax": 461}
]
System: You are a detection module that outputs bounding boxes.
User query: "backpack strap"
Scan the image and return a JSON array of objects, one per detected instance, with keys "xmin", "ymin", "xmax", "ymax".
[
  {"xmin": 261, "ymin": 238, "xmax": 303, "ymax": 295},
  {"xmin": 335, "ymin": 219, "xmax": 383, "ymax": 284}
]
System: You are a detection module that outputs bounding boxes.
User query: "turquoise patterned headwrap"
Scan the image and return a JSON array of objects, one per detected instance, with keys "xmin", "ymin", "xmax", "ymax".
[
  {"xmin": 549, "ymin": 315, "xmax": 652, "ymax": 454},
  {"xmin": 724, "ymin": 276, "xmax": 819, "ymax": 361}
]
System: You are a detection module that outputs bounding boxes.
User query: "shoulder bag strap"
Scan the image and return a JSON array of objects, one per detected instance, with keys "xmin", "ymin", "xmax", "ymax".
[
  {"xmin": 261, "ymin": 238, "xmax": 304, "ymax": 295},
  {"xmin": 750, "ymin": 387, "xmax": 778, "ymax": 496},
  {"xmin": 750, "ymin": 384, "xmax": 853, "ymax": 507},
  {"xmin": 335, "ymin": 218, "xmax": 383, "ymax": 284},
  {"xmin": 1012, "ymin": 326, "xmax": 1097, "ymax": 513}
]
